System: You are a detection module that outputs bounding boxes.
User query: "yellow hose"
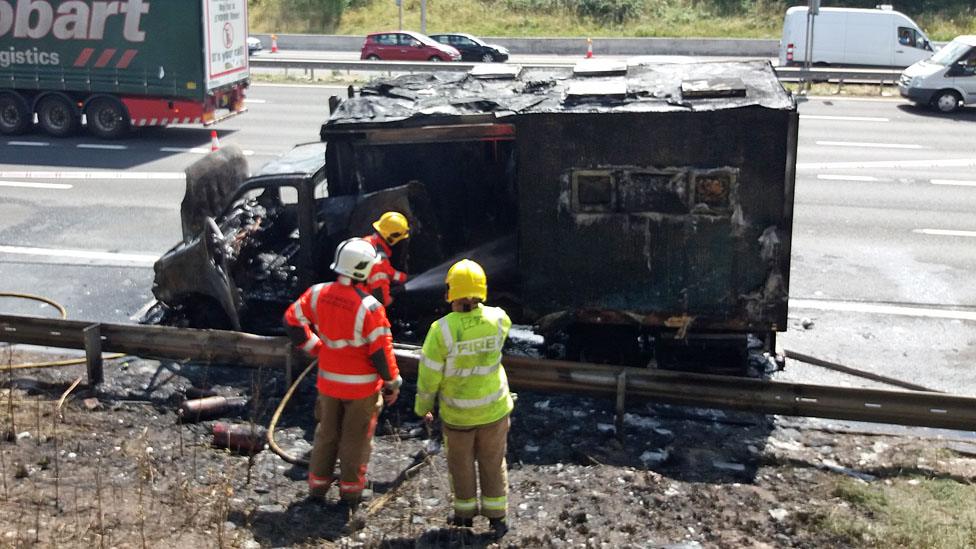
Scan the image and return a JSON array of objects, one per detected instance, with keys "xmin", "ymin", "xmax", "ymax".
[
  {"xmin": 0, "ymin": 292, "xmax": 69, "ymax": 319},
  {"xmin": 266, "ymin": 359, "xmax": 317, "ymax": 465},
  {"xmin": 0, "ymin": 292, "xmax": 125, "ymax": 370}
]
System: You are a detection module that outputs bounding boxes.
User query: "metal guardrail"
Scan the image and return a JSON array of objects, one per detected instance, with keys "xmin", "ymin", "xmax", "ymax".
[
  {"xmin": 250, "ymin": 57, "xmax": 904, "ymax": 85},
  {"xmin": 2, "ymin": 314, "xmax": 974, "ymax": 432}
]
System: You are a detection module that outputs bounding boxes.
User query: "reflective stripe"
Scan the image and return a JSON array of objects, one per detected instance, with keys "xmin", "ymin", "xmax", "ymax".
[
  {"xmin": 440, "ymin": 320, "xmax": 454, "ymax": 350},
  {"xmin": 368, "ymin": 272, "xmax": 390, "ymax": 284},
  {"xmin": 363, "ymin": 326, "xmax": 391, "ymax": 345},
  {"xmin": 453, "ymin": 498, "xmax": 478, "ymax": 511},
  {"xmin": 362, "ymin": 294, "xmax": 381, "ymax": 312},
  {"xmin": 417, "ymin": 390, "xmax": 437, "ymax": 402},
  {"xmin": 308, "ymin": 474, "xmax": 332, "ymax": 488},
  {"xmin": 444, "ymin": 360, "xmax": 500, "ymax": 378},
  {"xmin": 481, "ymin": 496, "xmax": 507, "ymax": 510},
  {"xmin": 439, "ymin": 383, "xmax": 508, "ymax": 409},
  {"xmin": 302, "ymin": 335, "xmax": 320, "ymax": 353},
  {"xmin": 353, "ymin": 300, "xmax": 368, "ymax": 343},
  {"xmin": 309, "ymin": 283, "xmax": 328, "ymax": 318},
  {"xmin": 318, "ymin": 335, "xmax": 360, "ymax": 349},
  {"xmin": 319, "ymin": 369, "xmax": 379, "ymax": 384},
  {"xmin": 420, "ymin": 355, "xmax": 444, "ymax": 374},
  {"xmin": 293, "ymin": 301, "xmax": 310, "ymax": 325},
  {"xmin": 393, "ymin": 271, "xmax": 406, "ymax": 283}
]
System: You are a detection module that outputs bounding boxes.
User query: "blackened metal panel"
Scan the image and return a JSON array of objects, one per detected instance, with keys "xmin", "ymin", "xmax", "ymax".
[{"xmin": 517, "ymin": 107, "xmax": 792, "ymax": 330}]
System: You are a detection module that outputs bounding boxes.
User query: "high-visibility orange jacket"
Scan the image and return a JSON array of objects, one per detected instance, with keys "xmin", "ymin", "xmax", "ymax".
[
  {"xmin": 284, "ymin": 279, "xmax": 399, "ymax": 400},
  {"xmin": 363, "ymin": 233, "xmax": 407, "ymax": 307}
]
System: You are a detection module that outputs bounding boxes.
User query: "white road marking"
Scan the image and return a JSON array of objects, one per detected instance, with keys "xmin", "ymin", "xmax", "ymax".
[
  {"xmin": 0, "ymin": 171, "xmax": 184, "ymax": 180},
  {"xmin": 160, "ymin": 147, "xmax": 255, "ymax": 156},
  {"xmin": 797, "ymin": 158, "xmax": 976, "ymax": 170},
  {"xmin": 931, "ymin": 179, "xmax": 976, "ymax": 187},
  {"xmin": 7, "ymin": 141, "xmax": 49, "ymax": 146},
  {"xmin": 791, "ymin": 299, "xmax": 976, "ymax": 322},
  {"xmin": 815, "ymin": 140, "xmax": 924, "ymax": 149},
  {"xmin": 0, "ymin": 180, "xmax": 72, "ymax": 189},
  {"xmin": 800, "ymin": 115, "xmax": 889, "ymax": 122},
  {"xmin": 913, "ymin": 229, "xmax": 976, "ymax": 238},
  {"xmin": 0, "ymin": 245, "xmax": 158, "ymax": 264},
  {"xmin": 243, "ymin": 98, "xmax": 267, "ymax": 104},
  {"xmin": 816, "ymin": 174, "xmax": 879, "ymax": 182},
  {"xmin": 77, "ymin": 143, "xmax": 128, "ymax": 150}
]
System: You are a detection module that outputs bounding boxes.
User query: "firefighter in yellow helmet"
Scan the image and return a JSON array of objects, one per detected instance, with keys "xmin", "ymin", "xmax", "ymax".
[
  {"xmin": 414, "ymin": 259, "xmax": 514, "ymax": 538},
  {"xmin": 362, "ymin": 212, "xmax": 410, "ymax": 307}
]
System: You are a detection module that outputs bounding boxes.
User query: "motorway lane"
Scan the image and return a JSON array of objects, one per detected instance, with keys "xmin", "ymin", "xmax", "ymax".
[
  {"xmin": 1, "ymin": 90, "xmax": 975, "ymax": 328},
  {"xmin": 0, "ymin": 84, "xmax": 343, "ymax": 322},
  {"xmin": 792, "ymin": 97, "xmax": 976, "ymax": 308}
]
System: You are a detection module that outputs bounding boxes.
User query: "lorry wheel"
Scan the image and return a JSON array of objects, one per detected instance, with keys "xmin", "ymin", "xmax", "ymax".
[
  {"xmin": 932, "ymin": 90, "xmax": 961, "ymax": 113},
  {"xmin": 86, "ymin": 97, "xmax": 130, "ymax": 139},
  {"xmin": 0, "ymin": 93, "xmax": 31, "ymax": 135},
  {"xmin": 37, "ymin": 95, "xmax": 79, "ymax": 137}
]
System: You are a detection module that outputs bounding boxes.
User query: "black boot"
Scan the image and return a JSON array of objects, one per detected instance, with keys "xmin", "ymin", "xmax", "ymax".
[
  {"xmin": 448, "ymin": 515, "xmax": 474, "ymax": 528},
  {"xmin": 488, "ymin": 517, "xmax": 509, "ymax": 539}
]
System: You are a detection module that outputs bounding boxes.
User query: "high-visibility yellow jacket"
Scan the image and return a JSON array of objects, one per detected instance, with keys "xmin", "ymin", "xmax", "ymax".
[{"xmin": 414, "ymin": 304, "xmax": 514, "ymax": 427}]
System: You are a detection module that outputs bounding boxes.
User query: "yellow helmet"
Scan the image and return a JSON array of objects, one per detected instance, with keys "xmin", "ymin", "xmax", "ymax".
[
  {"xmin": 446, "ymin": 259, "xmax": 487, "ymax": 302},
  {"xmin": 372, "ymin": 211, "xmax": 410, "ymax": 245}
]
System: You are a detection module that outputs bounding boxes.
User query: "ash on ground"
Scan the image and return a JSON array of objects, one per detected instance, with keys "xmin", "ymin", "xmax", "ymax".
[{"xmin": 1, "ymin": 348, "xmax": 975, "ymax": 548}]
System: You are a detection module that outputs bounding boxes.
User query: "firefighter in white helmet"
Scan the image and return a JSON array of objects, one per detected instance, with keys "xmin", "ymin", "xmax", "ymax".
[
  {"xmin": 283, "ymin": 238, "xmax": 401, "ymax": 512},
  {"xmin": 362, "ymin": 211, "xmax": 410, "ymax": 307},
  {"xmin": 414, "ymin": 259, "xmax": 513, "ymax": 538}
]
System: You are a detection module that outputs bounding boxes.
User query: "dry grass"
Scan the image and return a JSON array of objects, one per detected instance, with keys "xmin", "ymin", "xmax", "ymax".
[{"xmin": 815, "ymin": 476, "xmax": 976, "ymax": 549}]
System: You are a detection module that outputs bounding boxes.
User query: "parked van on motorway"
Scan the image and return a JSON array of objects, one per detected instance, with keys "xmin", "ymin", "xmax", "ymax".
[
  {"xmin": 900, "ymin": 35, "xmax": 976, "ymax": 112},
  {"xmin": 779, "ymin": 6, "xmax": 933, "ymax": 68}
]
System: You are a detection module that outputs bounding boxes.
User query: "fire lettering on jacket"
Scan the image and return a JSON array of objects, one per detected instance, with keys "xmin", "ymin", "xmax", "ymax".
[
  {"xmin": 0, "ymin": 0, "xmax": 150, "ymax": 42},
  {"xmin": 454, "ymin": 336, "xmax": 503, "ymax": 356}
]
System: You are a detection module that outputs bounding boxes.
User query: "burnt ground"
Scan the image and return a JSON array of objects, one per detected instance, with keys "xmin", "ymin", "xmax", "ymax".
[{"xmin": 2, "ymin": 347, "xmax": 976, "ymax": 548}]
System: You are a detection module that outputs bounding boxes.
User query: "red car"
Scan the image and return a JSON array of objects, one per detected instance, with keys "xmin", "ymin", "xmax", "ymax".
[{"xmin": 361, "ymin": 31, "xmax": 461, "ymax": 62}]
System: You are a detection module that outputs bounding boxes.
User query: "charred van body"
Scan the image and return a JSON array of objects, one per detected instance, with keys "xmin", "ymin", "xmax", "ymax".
[{"xmin": 148, "ymin": 60, "xmax": 797, "ymax": 371}]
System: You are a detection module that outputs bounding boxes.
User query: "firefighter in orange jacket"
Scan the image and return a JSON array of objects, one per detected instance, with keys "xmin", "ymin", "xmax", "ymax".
[
  {"xmin": 362, "ymin": 211, "xmax": 410, "ymax": 307},
  {"xmin": 283, "ymin": 237, "xmax": 402, "ymax": 510}
]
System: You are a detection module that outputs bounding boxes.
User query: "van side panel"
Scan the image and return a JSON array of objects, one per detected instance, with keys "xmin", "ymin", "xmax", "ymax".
[{"xmin": 843, "ymin": 12, "xmax": 893, "ymax": 65}]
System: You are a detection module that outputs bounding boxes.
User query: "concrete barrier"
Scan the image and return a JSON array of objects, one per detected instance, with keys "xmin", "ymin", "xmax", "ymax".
[{"xmin": 253, "ymin": 34, "xmax": 780, "ymax": 57}]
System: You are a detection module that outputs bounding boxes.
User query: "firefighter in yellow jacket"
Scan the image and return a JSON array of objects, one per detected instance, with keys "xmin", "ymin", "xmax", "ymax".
[{"xmin": 414, "ymin": 259, "xmax": 514, "ymax": 538}]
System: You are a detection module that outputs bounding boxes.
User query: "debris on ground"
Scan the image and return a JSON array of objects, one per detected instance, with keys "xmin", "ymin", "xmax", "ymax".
[{"xmin": 1, "ymin": 349, "xmax": 975, "ymax": 547}]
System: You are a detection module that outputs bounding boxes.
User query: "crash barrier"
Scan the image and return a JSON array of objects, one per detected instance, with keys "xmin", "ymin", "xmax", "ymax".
[
  {"xmin": 248, "ymin": 57, "xmax": 903, "ymax": 86},
  {"xmin": 2, "ymin": 314, "xmax": 976, "ymax": 432},
  {"xmin": 251, "ymin": 34, "xmax": 781, "ymax": 57}
]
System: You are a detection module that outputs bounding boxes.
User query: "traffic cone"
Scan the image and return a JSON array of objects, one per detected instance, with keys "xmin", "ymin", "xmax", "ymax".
[
  {"xmin": 271, "ymin": 34, "xmax": 278, "ymax": 54},
  {"xmin": 210, "ymin": 130, "xmax": 220, "ymax": 152},
  {"xmin": 585, "ymin": 37, "xmax": 593, "ymax": 59}
]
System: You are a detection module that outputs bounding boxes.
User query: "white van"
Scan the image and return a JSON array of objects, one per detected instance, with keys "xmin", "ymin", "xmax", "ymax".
[
  {"xmin": 779, "ymin": 6, "xmax": 933, "ymax": 68},
  {"xmin": 900, "ymin": 35, "xmax": 976, "ymax": 112}
]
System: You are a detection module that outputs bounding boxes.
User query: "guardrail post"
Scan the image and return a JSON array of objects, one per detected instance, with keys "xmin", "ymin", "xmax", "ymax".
[
  {"xmin": 614, "ymin": 371, "xmax": 627, "ymax": 441},
  {"xmin": 83, "ymin": 324, "xmax": 103, "ymax": 386},
  {"xmin": 834, "ymin": 78, "xmax": 844, "ymax": 95}
]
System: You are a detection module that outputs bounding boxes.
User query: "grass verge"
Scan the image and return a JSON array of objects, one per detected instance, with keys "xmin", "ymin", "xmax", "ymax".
[
  {"xmin": 813, "ymin": 476, "xmax": 976, "ymax": 548},
  {"xmin": 250, "ymin": 0, "xmax": 976, "ymax": 41}
]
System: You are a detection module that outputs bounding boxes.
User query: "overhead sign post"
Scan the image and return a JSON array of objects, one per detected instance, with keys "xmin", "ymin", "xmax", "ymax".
[
  {"xmin": 396, "ymin": 0, "xmax": 402, "ymax": 30},
  {"xmin": 802, "ymin": 0, "xmax": 820, "ymax": 93},
  {"xmin": 421, "ymin": 0, "xmax": 427, "ymax": 34}
]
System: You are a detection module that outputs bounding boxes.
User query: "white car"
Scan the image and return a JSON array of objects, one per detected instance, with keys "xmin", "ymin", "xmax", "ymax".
[{"xmin": 247, "ymin": 36, "xmax": 263, "ymax": 56}]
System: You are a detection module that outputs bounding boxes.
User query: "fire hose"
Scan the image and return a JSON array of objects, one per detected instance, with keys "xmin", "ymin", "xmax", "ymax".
[{"xmin": 0, "ymin": 292, "xmax": 124, "ymax": 370}]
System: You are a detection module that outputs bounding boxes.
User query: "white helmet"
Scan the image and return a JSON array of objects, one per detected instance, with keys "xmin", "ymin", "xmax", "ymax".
[{"xmin": 330, "ymin": 238, "xmax": 378, "ymax": 281}]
